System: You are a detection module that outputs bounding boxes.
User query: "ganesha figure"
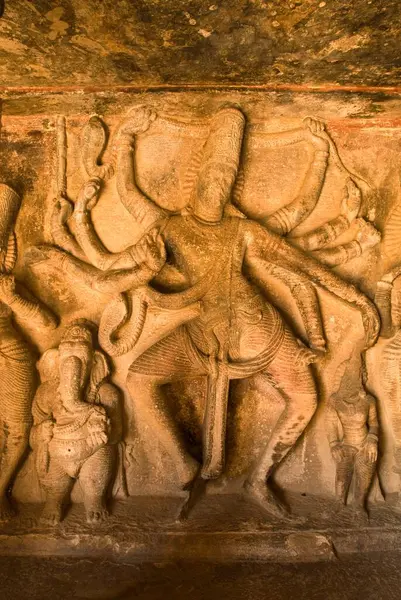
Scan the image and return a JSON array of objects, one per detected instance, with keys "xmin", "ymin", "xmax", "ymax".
[
  {"xmin": 0, "ymin": 183, "xmax": 57, "ymax": 521},
  {"xmin": 30, "ymin": 320, "xmax": 123, "ymax": 525},
  {"xmin": 30, "ymin": 105, "xmax": 380, "ymax": 520}
]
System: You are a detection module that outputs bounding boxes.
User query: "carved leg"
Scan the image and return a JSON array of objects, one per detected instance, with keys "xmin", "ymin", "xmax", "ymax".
[
  {"xmin": 79, "ymin": 446, "xmax": 115, "ymax": 524},
  {"xmin": 244, "ymin": 330, "xmax": 317, "ymax": 520},
  {"xmin": 0, "ymin": 421, "xmax": 30, "ymax": 521},
  {"xmin": 127, "ymin": 372, "xmax": 200, "ymax": 488},
  {"xmin": 334, "ymin": 447, "xmax": 355, "ymax": 506},
  {"xmin": 40, "ymin": 462, "xmax": 74, "ymax": 526},
  {"xmin": 353, "ymin": 449, "xmax": 376, "ymax": 512}
]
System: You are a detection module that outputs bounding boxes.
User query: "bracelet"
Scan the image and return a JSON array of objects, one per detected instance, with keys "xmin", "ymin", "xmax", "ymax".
[
  {"xmin": 74, "ymin": 210, "xmax": 89, "ymax": 222},
  {"xmin": 376, "ymin": 280, "xmax": 393, "ymax": 290},
  {"xmin": 314, "ymin": 150, "xmax": 329, "ymax": 159}
]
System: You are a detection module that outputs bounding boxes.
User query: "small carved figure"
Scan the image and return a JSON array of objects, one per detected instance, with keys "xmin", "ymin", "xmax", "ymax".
[
  {"xmin": 30, "ymin": 320, "xmax": 123, "ymax": 525},
  {"xmin": 374, "ymin": 264, "xmax": 401, "ymax": 509},
  {"xmin": 326, "ymin": 363, "xmax": 379, "ymax": 517},
  {"xmin": 0, "ymin": 183, "xmax": 57, "ymax": 521}
]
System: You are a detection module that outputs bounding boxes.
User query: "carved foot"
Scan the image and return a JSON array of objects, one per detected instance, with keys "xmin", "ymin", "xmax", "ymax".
[
  {"xmin": 243, "ymin": 479, "xmax": 296, "ymax": 523},
  {"xmin": 0, "ymin": 495, "xmax": 15, "ymax": 522},
  {"xmin": 178, "ymin": 456, "xmax": 200, "ymax": 491},
  {"xmin": 40, "ymin": 502, "xmax": 63, "ymax": 526},
  {"xmin": 177, "ymin": 477, "xmax": 207, "ymax": 522},
  {"xmin": 85, "ymin": 501, "xmax": 109, "ymax": 524}
]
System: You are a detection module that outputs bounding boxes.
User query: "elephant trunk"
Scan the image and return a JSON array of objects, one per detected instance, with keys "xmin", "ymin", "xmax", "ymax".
[{"xmin": 99, "ymin": 292, "xmax": 147, "ymax": 357}]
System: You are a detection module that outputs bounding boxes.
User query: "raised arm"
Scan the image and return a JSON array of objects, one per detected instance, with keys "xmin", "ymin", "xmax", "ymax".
[
  {"xmin": 263, "ymin": 119, "xmax": 329, "ymax": 235},
  {"xmin": 72, "ymin": 178, "xmax": 134, "ymax": 271},
  {"xmin": 244, "ymin": 220, "xmax": 380, "ymax": 349},
  {"xmin": 115, "ymin": 106, "xmax": 168, "ymax": 232},
  {"xmin": 51, "ymin": 196, "xmax": 86, "ymax": 260},
  {"xmin": 290, "ymin": 179, "xmax": 362, "ymax": 252}
]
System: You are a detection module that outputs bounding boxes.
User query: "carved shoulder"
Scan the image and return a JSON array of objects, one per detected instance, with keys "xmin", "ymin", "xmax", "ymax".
[{"xmin": 98, "ymin": 382, "xmax": 121, "ymax": 411}]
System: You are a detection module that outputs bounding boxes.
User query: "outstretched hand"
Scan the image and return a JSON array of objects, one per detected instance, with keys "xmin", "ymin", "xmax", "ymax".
[
  {"xmin": 303, "ymin": 117, "xmax": 330, "ymax": 151},
  {"xmin": 118, "ymin": 105, "xmax": 157, "ymax": 138},
  {"xmin": 131, "ymin": 227, "xmax": 166, "ymax": 273}
]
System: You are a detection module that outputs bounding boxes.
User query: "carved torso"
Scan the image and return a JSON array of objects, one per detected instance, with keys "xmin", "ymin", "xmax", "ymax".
[
  {"xmin": 157, "ymin": 214, "xmax": 283, "ymax": 362},
  {"xmin": 334, "ymin": 396, "xmax": 371, "ymax": 449}
]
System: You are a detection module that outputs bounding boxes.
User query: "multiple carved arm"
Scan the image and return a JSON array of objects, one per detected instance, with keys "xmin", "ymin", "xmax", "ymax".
[
  {"xmin": 49, "ymin": 176, "xmax": 166, "ymax": 294},
  {"xmin": 244, "ymin": 220, "xmax": 380, "ymax": 350},
  {"xmin": 264, "ymin": 119, "xmax": 330, "ymax": 235},
  {"xmin": 375, "ymin": 266, "xmax": 401, "ymax": 338}
]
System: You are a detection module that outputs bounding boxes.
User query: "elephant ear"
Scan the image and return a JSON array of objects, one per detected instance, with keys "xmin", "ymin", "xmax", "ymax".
[
  {"xmin": 36, "ymin": 348, "xmax": 59, "ymax": 383},
  {"xmin": 87, "ymin": 351, "xmax": 110, "ymax": 404}
]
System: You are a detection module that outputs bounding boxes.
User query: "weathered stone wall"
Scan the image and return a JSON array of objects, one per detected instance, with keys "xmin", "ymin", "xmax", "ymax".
[{"xmin": 0, "ymin": 90, "xmax": 398, "ymax": 504}]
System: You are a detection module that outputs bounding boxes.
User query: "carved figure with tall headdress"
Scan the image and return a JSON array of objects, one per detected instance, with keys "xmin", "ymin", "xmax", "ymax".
[{"xmin": 28, "ymin": 105, "xmax": 380, "ymax": 520}]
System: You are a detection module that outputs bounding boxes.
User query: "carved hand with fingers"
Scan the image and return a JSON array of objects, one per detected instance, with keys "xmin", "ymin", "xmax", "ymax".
[
  {"xmin": 303, "ymin": 117, "xmax": 330, "ymax": 151},
  {"xmin": 117, "ymin": 105, "xmax": 157, "ymax": 138}
]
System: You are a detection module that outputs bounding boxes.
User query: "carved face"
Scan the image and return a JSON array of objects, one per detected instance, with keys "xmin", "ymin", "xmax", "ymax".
[
  {"xmin": 58, "ymin": 340, "xmax": 93, "ymax": 390},
  {"xmin": 194, "ymin": 162, "xmax": 237, "ymax": 221}
]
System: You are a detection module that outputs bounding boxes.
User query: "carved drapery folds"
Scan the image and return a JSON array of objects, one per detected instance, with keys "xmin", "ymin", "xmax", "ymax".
[{"xmin": 0, "ymin": 95, "xmax": 399, "ymax": 529}]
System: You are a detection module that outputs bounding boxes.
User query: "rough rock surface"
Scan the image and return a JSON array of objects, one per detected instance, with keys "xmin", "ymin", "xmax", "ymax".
[{"xmin": 0, "ymin": 0, "xmax": 400, "ymax": 89}]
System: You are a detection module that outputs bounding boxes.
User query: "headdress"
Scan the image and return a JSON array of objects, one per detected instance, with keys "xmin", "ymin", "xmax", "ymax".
[{"xmin": 200, "ymin": 106, "xmax": 245, "ymax": 171}]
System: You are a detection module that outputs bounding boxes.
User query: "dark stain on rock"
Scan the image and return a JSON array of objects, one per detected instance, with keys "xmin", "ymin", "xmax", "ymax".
[
  {"xmin": 271, "ymin": 442, "xmax": 291, "ymax": 463},
  {"xmin": 0, "ymin": 0, "xmax": 399, "ymax": 88}
]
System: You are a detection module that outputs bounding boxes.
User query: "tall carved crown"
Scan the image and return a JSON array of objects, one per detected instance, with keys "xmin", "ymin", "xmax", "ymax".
[{"xmin": 201, "ymin": 106, "xmax": 246, "ymax": 171}]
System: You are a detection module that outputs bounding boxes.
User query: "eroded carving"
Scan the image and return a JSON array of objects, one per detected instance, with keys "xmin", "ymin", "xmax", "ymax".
[
  {"xmin": 326, "ymin": 361, "xmax": 379, "ymax": 519},
  {"xmin": 27, "ymin": 105, "xmax": 382, "ymax": 522},
  {"xmin": 0, "ymin": 184, "xmax": 57, "ymax": 521},
  {"xmin": 30, "ymin": 320, "xmax": 123, "ymax": 525}
]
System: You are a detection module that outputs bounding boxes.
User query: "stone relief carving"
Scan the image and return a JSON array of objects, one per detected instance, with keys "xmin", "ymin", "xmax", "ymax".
[
  {"xmin": 29, "ymin": 320, "xmax": 123, "ymax": 525},
  {"xmin": 0, "ymin": 184, "xmax": 57, "ymax": 521},
  {"xmin": 25, "ymin": 104, "xmax": 381, "ymax": 523},
  {"xmin": 326, "ymin": 361, "xmax": 379, "ymax": 519},
  {"xmin": 1, "ymin": 97, "xmax": 398, "ymax": 530}
]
